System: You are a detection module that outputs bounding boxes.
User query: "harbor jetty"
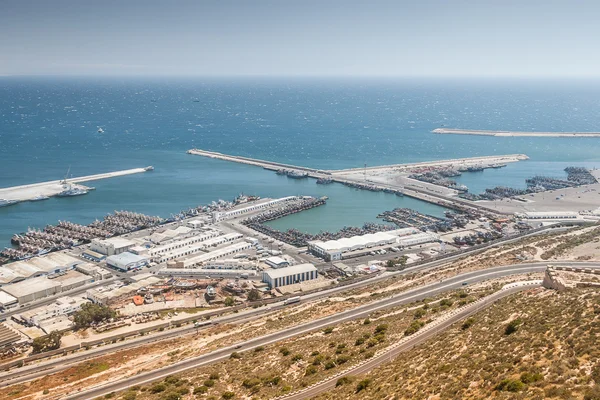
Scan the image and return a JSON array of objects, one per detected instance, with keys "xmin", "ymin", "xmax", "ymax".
[
  {"xmin": 433, "ymin": 128, "xmax": 600, "ymax": 137},
  {"xmin": 187, "ymin": 148, "xmax": 530, "ymax": 215},
  {"xmin": 0, "ymin": 167, "xmax": 154, "ymax": 203}
]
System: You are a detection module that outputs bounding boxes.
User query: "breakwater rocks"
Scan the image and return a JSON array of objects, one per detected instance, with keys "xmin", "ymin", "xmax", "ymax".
[{"xmin": 460, "ymin": 167, "xmax": 597, "ymax": 201}]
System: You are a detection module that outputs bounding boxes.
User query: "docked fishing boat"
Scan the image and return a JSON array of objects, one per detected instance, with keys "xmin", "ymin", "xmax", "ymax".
[
  {"xmin": 316, "ymin": 177, "xmax": 333, "ymax": 184},
  {"xmin": 56, "ymin": 185, "xmax": 88, "ymax": 197},
  {"xmin": 0, "ymin": 199, "xmax": 19, "ymax": 208},
  {"xmin": 286, "ymin": 170, "xmax": 309, "ymax": 179},
  {"xmin": 29, "ymin": 195, "xmax": 50, "ymax": 201}
]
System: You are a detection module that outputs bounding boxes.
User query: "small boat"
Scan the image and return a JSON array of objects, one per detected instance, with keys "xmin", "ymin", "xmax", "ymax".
[
  {"xmin": 56, "ymin": 185, "xmax": 88, "ymax": 197},
  {"xmin": 0, "ymin": 199, "xmax": 19, "ymax": 208},
  {"xmin": 97, "ymin": 127, "xmax": 104, "ymax": 133},
  {"xmin": 144, "ymin": 166, "xmax": 155, "ymax": 171},
  {"xmin": 29, "ymin": 195, "xmax": 50, "ymax": 202}
]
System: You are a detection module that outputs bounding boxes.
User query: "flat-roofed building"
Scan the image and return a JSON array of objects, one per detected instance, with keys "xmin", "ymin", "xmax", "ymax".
[
  {"xmin": 0, "ymin": 292, "xmax": 17, "ymax": 309},
  {"xmin": 90, "ymin": 237, "xmax": 136, "ymax": 256},
  {"xmin": 519, "ymin": 211, "xmax": 579, "ymax": 220},
  {"xmin": 0, "ymin": 323, "xmax": 21, "ymax": 349},
  {"xmin": 17, "ymin": 296, "xmax": 88, "ymax": 327},
  {"xmin": 1, "ymin": 276, "xmax": 62, "ymax": 304},
  {"xmin": 106, "ymin": 252, "xmax": 149, "ymax": 271},
  {"xmin": 50, "ymin": 270, "xmax": 93, "ymax": 291},
  {"xmin": 265, "ymin": 256, "xmax": 290, "ymax": 268},
  {"xmin": 180, "ymin": 242, "xmax": 252, "ymax": 268},
  {"xmin": 75, "ymin": 263, "xmax": 113, "ymax": 280},
  {"xmin": 262, "ymin": 264, "xmax": 318, "ymax": 289}
]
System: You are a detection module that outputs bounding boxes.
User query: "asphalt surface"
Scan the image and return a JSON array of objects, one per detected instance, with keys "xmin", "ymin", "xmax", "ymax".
[{"xmin": 61, "ymin": 262, "xmax": 600, "ymax": 400}]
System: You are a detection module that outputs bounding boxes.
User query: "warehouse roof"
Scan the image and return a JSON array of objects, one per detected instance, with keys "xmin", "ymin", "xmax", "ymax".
[
  {"xmin": 94, "ymin": 237, "xmax": 136, "ymax": 248},
  {"xmin": 263, "ymin": 264, "xmax": 317, "ymax": 279},
  {"xmin": 1, "ymin": 276, "xmax": 62, "ymax": 298},
  {"xmin": 310, "ymin": 231, "xmax": 398, "ymax": 252},
  {"xmin": 0, "ymin": 291, "xmax": 17, "ymax": 306},
  {"xmin": 106, "ymin": 252, "xmax": 148, "ymax": 266}
]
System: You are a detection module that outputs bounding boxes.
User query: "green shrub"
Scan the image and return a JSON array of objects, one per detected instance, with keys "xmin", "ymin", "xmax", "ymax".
[
  {"xmin": 413, "ymin": 308, "xmax": 426, "ymax": 319},
  {"xmin": 242, "ymin": 378, "xmax": 261, "ymax": 389},
  {"xmin": 305, "ymin": 365, "xmax": 318, "ymax": 376},
  {"xmin": 193, "ymin": 386, "xmax": 208, "ymax": 394},
  {"xmin": 355, "ymin": 337, "xmax": 365, "ymax": 346},
  {"xmin": 496, "ymin": 379, "xmax": 525, "ymax": 392},
  {"xmin": 336, "ymin": 376, "xmax": 352, "ymax": 387},
  {"xmin": 122, "ymin": 393, "xmax": 137, "ymax": 400},
  {"xmin": 291, "ymin": 354, "xmax": 303, "ymax": 362},
  {"xmin": 374, "ymin": 324, "xmax": 388, "ymax": 334},
  {"xmin": 363, "ymin": 318, "xmax": 371, "ymax": 325},
  {"xmin": 324, "ymin": 361, "xmax": 336, "ymax": 370},
  {"xmin": 204, "ymin": 379, "xmax": 215, "ymax": 387},
  {"xmin": 230, "ymin": 352, "xmax": 241, "ymax": 359},
  {"xmin": 150, "ymin": 383, "xmax": 167, "ymax": 393},
  {"xmin": 279, "ymin": 347, "xmax": 290, "ymax": 356},
  {"xmin": 505, "ymin": 318, "xmax": 522, "ymax": 335},
  {"xmin": 355, "ymin": 378, "xmax": 371, "ymax": 393},
  {"xmin": 222, "ymin": 392, "xmax": 235, "ymax": 399},
  {"xmin": 520, "ymin": 372, "xmax": 543, "ymax": 384},
  {"xmin": 461, "ymin": 317, "xmax": 475, "ymax": 330},
  {"xmin": 209, "ymin": 372, "xmax": 220, "ymax": 380},
  {"xmin": 323, "ymin": 327, "xmax": 334, "ymax": 334}
]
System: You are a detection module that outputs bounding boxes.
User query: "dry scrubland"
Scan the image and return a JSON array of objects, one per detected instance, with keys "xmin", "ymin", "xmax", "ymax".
[
  {"xmin": 317, "ymin": 288, "xmax": 600, "ymax": 400},
  {"xmin": 93, "ymin": 286, "xmax": 492, "ymax": 400}
]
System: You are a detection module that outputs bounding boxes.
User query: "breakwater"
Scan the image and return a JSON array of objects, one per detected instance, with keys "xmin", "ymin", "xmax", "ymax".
[{"xmin": 433, "ymin": 128, "xmax": 600, "ymax": 137}]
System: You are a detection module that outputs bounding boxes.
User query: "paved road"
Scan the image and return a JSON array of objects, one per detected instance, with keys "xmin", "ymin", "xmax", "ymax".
[
  {"xmin": 2, "ymin": 254, "xmax": 593, "ymax": 387},
  {"xmin": 61, "ymin": 262, "xmax": 600, "ymax": 400}
]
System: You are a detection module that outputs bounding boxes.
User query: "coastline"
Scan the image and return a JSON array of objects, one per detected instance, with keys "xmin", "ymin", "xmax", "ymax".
[{"xmin": 432, "ymin": 128, "xmax": 600, "ymax": 137}]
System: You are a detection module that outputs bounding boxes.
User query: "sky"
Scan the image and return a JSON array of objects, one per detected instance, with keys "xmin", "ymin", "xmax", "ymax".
[{"xmin": 0, "ymin": 0, "xmax": 599, "ymax": 77}]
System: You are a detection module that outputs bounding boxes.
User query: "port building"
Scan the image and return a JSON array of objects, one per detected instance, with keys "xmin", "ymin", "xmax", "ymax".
[
  {"xmin": 106, "ymin": 252, "xmax": 149, "ymax": 271},
  {"xmin": 0, "ymin": 253, "xmax": 82, "ymax": 286},
  {"xmin": 86, "ymin": 276, "xmax": 163, "ymax": 305},
  {"xmin": 0, "ymin": 323, "xmax": 21, "ymax": 349},
  {"xmin": 157, "ymin": 268, "xmax": 257, "ymax": 279},
  {"xmin": 173, "ymin": 242, "xmax": 253, "ymax": 268},
  {"xmin": 518, "ymin": 211, "xmax": 579, "ymax": 220},
  {"xmin": 16, "ymin": 296, "xmax": 89, "ymax": 329},
  {"xmin": 0, "ymin": 292, "xmax": 17, "ymax": 309},
  {"xmin": 307, "ymin": 229, "xmax": 438, "ymax": 261},
  {"xmin": 1, "ymin": 276, "xmax": 63, "ymax": 304},
  {"xmin": 265, "ymin": 256, "xmax": 290, "ymax": 268},
  {"xmin": 262, "ymin": 264, "xmax": 318, "ymax": 289},
  {"xmin": 91, "ymin": 237, "xmax": 137, "ymax": 256},
  {"xmin": 212, "ymin": 197, "xmax": 297, "ymax": 222}
]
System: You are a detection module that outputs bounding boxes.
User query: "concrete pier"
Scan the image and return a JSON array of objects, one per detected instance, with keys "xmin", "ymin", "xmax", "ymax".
[
  {"xmin": 433, "ymin": 128, "xmax": 600, "ymax": 137},
  {"xmin": 0, "ymin": 167, "xmax": 153, "ymax": 202},
  {"xmin": 187, "ymin": 148, "xmax": 529, "ymax": 215}
]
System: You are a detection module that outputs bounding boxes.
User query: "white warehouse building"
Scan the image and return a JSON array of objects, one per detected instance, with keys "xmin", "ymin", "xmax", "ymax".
[
  {"xmin": 212, "ymin": 197, "xmax": 298, "ymax": 222},
  {"xmin": 180, "ymin": 242, "xmax": 252, "ymax": 268},
  {"xmin": 518, "ymin": 211, "xmax": 578, "ymax": 220},
  {"xmin": 262, "ymin": 264, "xmax": 318, "ymax": 289},
  {"xmin": 106, "ymin": 252, "xmax": 149, "ymax": 271},
  {"xmin": 90, "ymin": 237, "xmax": 137, "ymax": 256}
]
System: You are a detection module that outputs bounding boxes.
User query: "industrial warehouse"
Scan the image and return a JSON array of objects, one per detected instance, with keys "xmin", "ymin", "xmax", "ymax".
[{"xmin": 262, "ymin": 264, "xmax": 318, "ymax": 289}]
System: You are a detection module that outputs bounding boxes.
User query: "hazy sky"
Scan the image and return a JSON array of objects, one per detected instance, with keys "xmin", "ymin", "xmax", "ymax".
[{"xmin": 1, "ymin": 0, "xmax": 599, "ymax": 77}]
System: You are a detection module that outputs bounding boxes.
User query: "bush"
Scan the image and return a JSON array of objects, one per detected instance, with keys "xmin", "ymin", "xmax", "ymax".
[
  {"xmin": 122, "ymin": 393, "xmax": 136, "ymax": 400},
  {"xmin": 355, "ymin": 337, "xmax": 365, "ymax": 346},
  {"xmin": 363, "ymin": 318, "xmax": 371, "ymax": 325},
  {"xmin": 520, "ymin": 372, "xmax": 543, "ymax": 384},
  {"xmin": 374, "ymin": 324, "xmax": 388, "ymax": 334},
  {"xmin": 247, "ymin": 289, "xmax": 260, "ymax": 301},
  {"xmin": 337, "ymin": 355, "xmax": 350, "ymax": 364},
  {"xmin": 209, "ymin": 372, "xmax": 220, "ymax": 380},
  {"xmin": 336, "ymin": 376, "xmax": 352, "ymax": 387},
  {"xmin": 230, "ymin": 352, "xmax": 241, "ymax": 359},
  {"xmin": 194, "ymin": 386, "xmax": 208, "ymax": 394},
  {"xmin": 254, "ymin": 346, "xmax": 264, "ymax": 352},
  {"xmin": 584, "ymin": 385, "xmax": 600, "ymax": 400},
  {"xmin": 31, "ymin": 331, "xmax": 63, "ymax": 354},
  {"xmin": 222, "ymin": 392, "xmax": 235, "ymax": 400},
  {"xmin": 324, "ymin": 361, "xmax": 336, "ymax": 370},
  {"xmin": 305, "ymin": 365, "xmax": 318, "ymax": 376},
  {"xmin": 73, "ymin": 303, "xmax": 117, "ymax": 329},
  {"xmin": 461, "ymin": 317, "xmax": 475, "ymax": 330},
  {"xmin": 413, "ymin": 308, "xmax": 426, "ymax": 319},
  {"xmin": 150, "ymin": 383, "xmax": 167, "ymax": 393},
  {"xmin": 312, "ymin": 354, "xmax": 325, "ymax": 365},
  {"xmin": 323, "ymin": 327, "xmax": 334, "ymax": 334},
  {"xmin": 310, "ymin": 351, "xmax": 320, "ymax": 356},
  {"xmin": 279, "ymin": 347, "xmax": 290, "ymax": 356},
  {"xmin": 439, "ymin": 298, "xmax": 454, "ymax": 307},
  {"xmin": 242, "ymin": 378, "xmax": 261, "ymax": 389},
  {"xmin": 496, "ymin": 379, "xmax": 525, "ymax": 392},
  {"xmin": 355, "ymin": 378, "xmax": 371, "ymax": 393},
  {"xmin": 404, "ymin": 320, "xmax": 425, "ymax": 336},
  {"xmin": 224, "ymin": 297, "xmax": 235, "ymax": 307},
  {"xmin": 204, "ymin": 379, "xmax": 215, "ymax": 387},
  {"xmin": 505, "ymin": 318, "xmax": 522, "ymax": 335},
  {"xmin": 291, "ymin": 354, "xmax": 303, "ymax": 362}
]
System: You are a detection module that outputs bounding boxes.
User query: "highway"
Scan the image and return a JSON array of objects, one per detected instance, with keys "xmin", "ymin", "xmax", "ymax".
[
  {"xmin": 2, "ymin": 254, "xmax": 592, "ymax": 387},
  {"xmin": 60, "ymin": 262, "xmax": 600, "ymax": 400}
]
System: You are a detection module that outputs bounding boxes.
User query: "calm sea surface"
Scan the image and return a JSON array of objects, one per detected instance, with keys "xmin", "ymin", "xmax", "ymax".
[{"xmin": 2, "ymin": 77, "xmax": 600, "ymax": 245}]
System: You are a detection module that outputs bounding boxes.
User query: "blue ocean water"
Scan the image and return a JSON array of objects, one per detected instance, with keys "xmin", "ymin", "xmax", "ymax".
[{"xmin": 2, "ymin": 77, "xmax": 600, "ymax": 244}]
